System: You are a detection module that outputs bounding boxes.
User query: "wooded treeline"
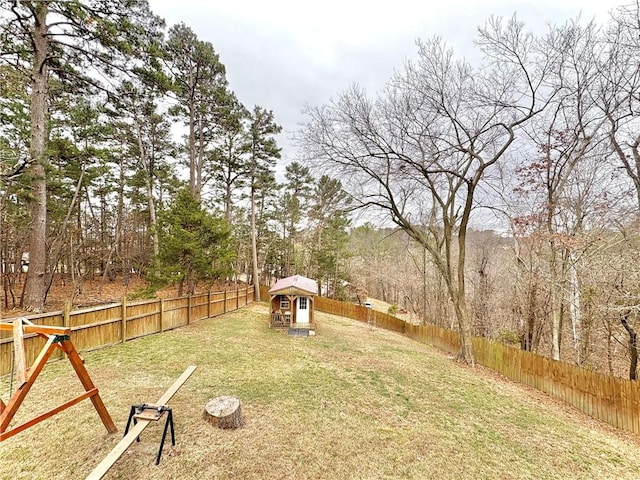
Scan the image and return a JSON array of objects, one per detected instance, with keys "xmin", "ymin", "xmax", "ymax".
[
  {"xmin": 2, "ymin": 2, "xmax": 640, "ymax": 379},
  {"xmin": 298, "ymin": 5, "xmax": 640, "ymax": 377},
  {"xmin": 0, "ymin": 1, "xmax": 351, "ymax": 312}
]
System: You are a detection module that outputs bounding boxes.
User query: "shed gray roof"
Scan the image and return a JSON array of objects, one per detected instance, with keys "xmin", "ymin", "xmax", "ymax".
[{"xmin": 268, "ymin": 275, "xmax": 318, "ymax": 295}]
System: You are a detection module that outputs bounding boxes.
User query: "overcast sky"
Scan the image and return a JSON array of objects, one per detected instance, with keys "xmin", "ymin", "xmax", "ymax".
[{"xmin": 148, "ymin": 0, "xmax": 624, "ymax": 171}]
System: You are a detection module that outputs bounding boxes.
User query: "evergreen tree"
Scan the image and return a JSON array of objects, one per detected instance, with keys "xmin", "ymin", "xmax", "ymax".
[
  {"xmin": 282, "ymin": 161, "xmax": 314, "ymax": 276},
  {"xmin": 156, "ymin": 189, "xmax": 234, "ymax": 296},
  {"xmin": 113, "ymin": 79, "xmax": 176, "ymax": 262},
  {"xmin": 0, "ymin": 63, "xmax": 30, "ymax": 307},
  {"xmin": 247, "ymin": 106, "xmax": 281, "ymax": 299},
  {"xmin": 209, "ymin": 97, "xmax": 250, "ymax": 221},
  {"xmin": 308, "ymin": 175, "xmax": 351, "ymax": 296},
  {"xmin": 46, "ymin": 99, "xmax": 113, "ymax": 293},
  {"xmin": 165, "ymin": 23, "xmax": 231, "ymax": 201}
]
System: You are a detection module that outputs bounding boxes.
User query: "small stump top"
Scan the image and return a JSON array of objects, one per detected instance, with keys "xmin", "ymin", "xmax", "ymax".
[{"xmin": 203, "ymin": 395, "xmax": 244, "ymax": 429}]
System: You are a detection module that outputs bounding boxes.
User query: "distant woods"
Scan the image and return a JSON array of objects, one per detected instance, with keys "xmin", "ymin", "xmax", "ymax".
[
  {"xmin": 3, "ymin": 3, "xmax": 640, "ymax": 378},
  {"xmin": 299, "ymin": 5, "xmax": 640, "ymax": 375}
]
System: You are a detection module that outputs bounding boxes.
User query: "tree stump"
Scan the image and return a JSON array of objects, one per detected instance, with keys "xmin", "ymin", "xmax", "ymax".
[{"xmin": 203, "ymin": 396, "xmax": 244, "ymax": 429}]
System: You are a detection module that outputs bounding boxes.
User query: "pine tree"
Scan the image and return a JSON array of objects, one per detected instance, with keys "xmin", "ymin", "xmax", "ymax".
[
  {"xmin": 308, "ymin": 175, "xmax": 351, "ymax": 296},
  {"xmin": 247, "ymin": 106, "xmax": 281, "ymax": 300},
  {"xmin": 165, "ymin": 23, "xmax": 231, "ymax": 201},
  {"xmin": 209, "ymin": 97, "xmax": 250, "ymax": 221},
  {"xmin": 156, "ymin": 189, "xmax": 233, "ymax": 296},
  {"xmin": 282, "ymin": 161, "xmax": 314, "ymax": 276}
]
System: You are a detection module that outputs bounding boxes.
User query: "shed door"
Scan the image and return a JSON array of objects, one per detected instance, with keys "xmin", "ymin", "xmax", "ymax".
[{"xmin": 297, "ymin": 296, "xmax": 309, "ymax": 324}]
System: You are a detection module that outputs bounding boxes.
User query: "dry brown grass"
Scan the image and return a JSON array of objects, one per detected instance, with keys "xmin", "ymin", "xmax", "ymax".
[{"xmin": 1, "ymin": 303, "xmax": 639, "ymax": 480}]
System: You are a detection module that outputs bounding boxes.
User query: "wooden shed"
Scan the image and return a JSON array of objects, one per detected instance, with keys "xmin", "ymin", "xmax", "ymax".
[{"xmin": 268, "ymin": 275, "xmax": 318, "ymax": 330}]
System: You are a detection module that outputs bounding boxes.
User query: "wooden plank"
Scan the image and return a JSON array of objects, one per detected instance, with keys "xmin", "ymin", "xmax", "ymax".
[
  {"xmin": 85, "ymin": 365, "xmax": 197, "ymax": 480},
  {"xmin": 0, "ymin": 322, "xmax": 70, "ymax": 336},
  {"xmin": 120, "ymin": 297, "xmax": 127, "ymax": 343},
  {"xmin": 159, "ymin": 299, "xmax": 164, "ymax": 333},
  {"xmin": 154, "ymin": 365, "xmax": 197, "ymax": 405},
  {"xmin": 13, "ymin": 319, "xmax": 27, "ymax": 387}
]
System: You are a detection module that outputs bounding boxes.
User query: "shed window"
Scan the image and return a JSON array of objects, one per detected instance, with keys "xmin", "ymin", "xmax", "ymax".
[
  {"xmin": 280, "ymin": 297, "xmax": 290, "ymax": 310},
  {"xmin": 299, "ymin": 297, "xmax": 308, "ymax": 309}
]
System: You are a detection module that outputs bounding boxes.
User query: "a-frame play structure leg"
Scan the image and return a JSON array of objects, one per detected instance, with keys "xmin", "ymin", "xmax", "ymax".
[{"xmin": 0, "ymin": 318, "xmax": 117, "ymax": 442}]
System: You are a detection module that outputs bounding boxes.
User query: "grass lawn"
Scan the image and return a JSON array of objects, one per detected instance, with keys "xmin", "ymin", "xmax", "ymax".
[{"xmin": 1, "ymin": 303, "xmax": 639, "ymax": 480}]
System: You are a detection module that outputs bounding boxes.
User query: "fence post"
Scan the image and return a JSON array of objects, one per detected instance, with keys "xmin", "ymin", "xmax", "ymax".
[
  {"xmin": 61, "ymin": 300, "xmax": 72, "ymax": 359},
  {"xmin": 63, "ymin": 300, "xmax": 71, "ymax": 328},
  {"xmin": 224, "ymin": 289, "xmax": 227, "ymax": 313},
  {"xmin": 121, "ymin": 296, "xmax": 127, "ymax": 343},
  {"xmin": 207, "ymin": 289, "xmax": 211, "ymax": 318},
  {"xmin": 159, "ymin": 298, "xmax": 164, "ymax": 333},
  {"xmin": 236, "ymin": 285, "xmax": 239, "ymax": 310},
  {"xmin": 187, "ymin": 295, "xmax": 192, "ymax": 325}
]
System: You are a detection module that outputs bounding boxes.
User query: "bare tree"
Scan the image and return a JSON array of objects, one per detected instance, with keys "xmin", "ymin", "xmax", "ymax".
[
  {"xmin": 598, "ymin": 2, "xmax": 640, "ymax": 210},
  {"xmin": 299, "ymin": 17, "xmax": 560, "ymax": 364},
  {"xmin": 509, "ymin": 19, "xmax": 627, "ymax": 363}
]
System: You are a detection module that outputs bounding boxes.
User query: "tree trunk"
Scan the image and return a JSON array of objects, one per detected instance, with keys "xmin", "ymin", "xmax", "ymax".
[
  {"xmin": 454, "ymin": 189, "xmax": 475, "ymax": 365},
  {"xmin": 23, "ymin": 4, "xmax": 50, "ymax": 312},
  {"xmin": 422, "ymin": 246, "xmax": 427, "ymax": 325},
  {"xmin": 550, "ymin": 247, "xmax": 562, "ymax": 361},
  {"xmin": 196, "ymin": 117, "xmax": 204, "ymax": 201},
  {"xmin": 224, "ymin": 179, "xmax": 232, "ymax": 222},
  {"xmin": 568, "ymin": 258, "xmax": 582, "ymax": 365},
  {"xmin": 189, "ymin": 101, "xmax": 197, "ymax": 198},
  {"xmin": 606, "ymin": 320, "xmax": 614, "ymax": 377},
  {"xmin": 135, "ymin": 119, "xmax": 159, "ymax": 259},
  {"xmin": 45, "ymin": 169, "xmax": 84, "ymax": 300},
  {"xmin": 453, "ymin": 296, "xmax": 474, "ymax": 365},
  {"xmin": 524, "ymin": 274, "xmax": 538, "ymax": 352},
  {"xmin": 250, "ymin": 185, "xmax": 260, "ymax": 301},
  {"xmin": 620, "ymin": 310, "xmax": 638, "ymax": 381},
  {"xmin": 474, "ymin": 254, "xmax": 489, "ymax": 337},
  {"xmin": 203, "ymin": 396, "xmax": 244, "ymax": 429}
]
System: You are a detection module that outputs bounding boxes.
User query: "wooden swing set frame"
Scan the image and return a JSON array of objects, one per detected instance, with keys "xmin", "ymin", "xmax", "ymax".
[{"xmin": 0, "ymin": 317, "xmax": 117, "ymax": 442}]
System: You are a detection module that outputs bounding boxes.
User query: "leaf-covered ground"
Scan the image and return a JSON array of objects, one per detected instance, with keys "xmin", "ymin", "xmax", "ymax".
[{"xmin": 1, "ymin": 303, "xmax": 639, "ymax": 479}]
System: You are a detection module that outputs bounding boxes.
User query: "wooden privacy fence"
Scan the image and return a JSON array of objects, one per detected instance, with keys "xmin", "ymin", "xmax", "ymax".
[
  {"xmin": 0, "ymin": 286, "xmax": 254, "ymax": 377},
  {"xmin": 313, "ymin": 294, "xmax": 640, "ymax": 436},
  {"xmin": 314, "ymin": 296, "xmax": 406, "ymax": 333}
]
